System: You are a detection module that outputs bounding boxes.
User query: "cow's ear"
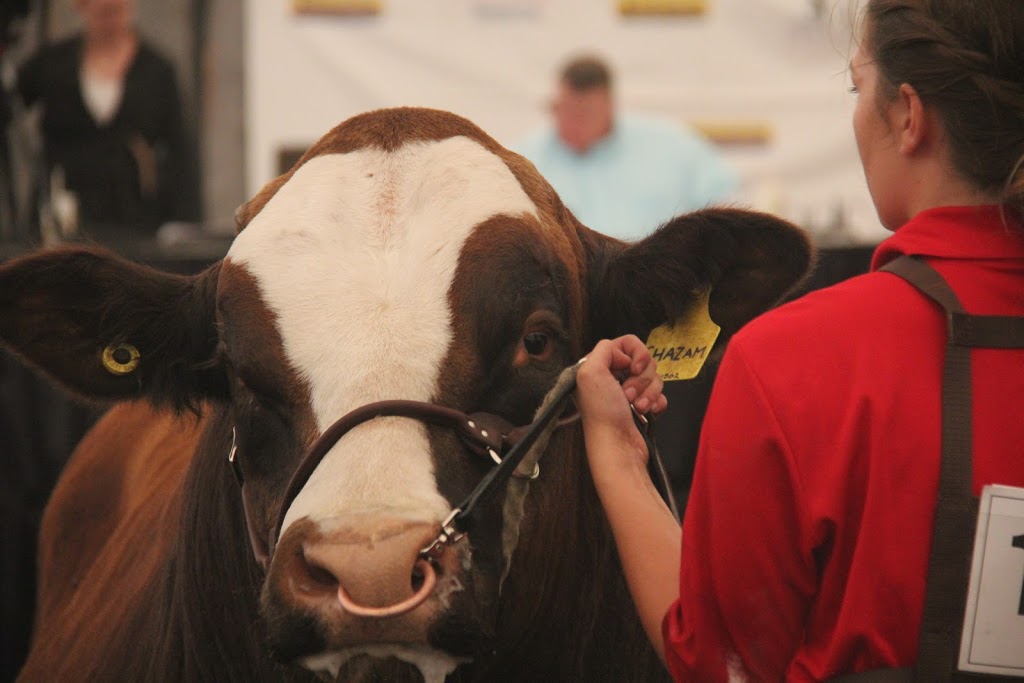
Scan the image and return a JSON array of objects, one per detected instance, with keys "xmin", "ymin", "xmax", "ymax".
[
  {"xmin": 0, "ymin": 246, "xmax": 228, "ymax": 410},
  {"xmin": 585, "ymin": 208, "xmax": 814, "ymax": 343}
]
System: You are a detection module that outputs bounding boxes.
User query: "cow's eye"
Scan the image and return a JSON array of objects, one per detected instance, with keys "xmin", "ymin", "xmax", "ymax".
[
  {"xmin": 523, "ymin": 332, "xmax": 549, "ymax": 357},
  {"xmin": 512, "ymin": 312, "xmax": 562, "ymax": 367}
]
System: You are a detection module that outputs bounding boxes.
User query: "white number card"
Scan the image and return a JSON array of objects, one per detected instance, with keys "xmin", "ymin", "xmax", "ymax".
[{"xmin": 959, "ymin": 484, "xmax": 1024, "ymax": 676}]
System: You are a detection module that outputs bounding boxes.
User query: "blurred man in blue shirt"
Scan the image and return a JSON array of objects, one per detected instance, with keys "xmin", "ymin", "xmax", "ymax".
[{"xmin": 516, "ymin": 55, "xmax": 739, "ymax": 241}]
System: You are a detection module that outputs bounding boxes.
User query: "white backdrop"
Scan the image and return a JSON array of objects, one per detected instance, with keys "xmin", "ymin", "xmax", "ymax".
[{"xmin": 244, "ymin": 0, "xmax": 886, "ymax": 244}]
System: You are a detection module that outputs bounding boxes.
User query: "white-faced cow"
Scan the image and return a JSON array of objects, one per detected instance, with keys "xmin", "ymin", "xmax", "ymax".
[{"xmin": 0, "ymin": 107, "xmax": 811, "ymax": 682}]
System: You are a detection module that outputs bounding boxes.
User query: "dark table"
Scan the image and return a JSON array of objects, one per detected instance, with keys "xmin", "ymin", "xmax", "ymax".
[{"xmin": 0, "ymin": 238, "xmax": 876, "ymax": 682}]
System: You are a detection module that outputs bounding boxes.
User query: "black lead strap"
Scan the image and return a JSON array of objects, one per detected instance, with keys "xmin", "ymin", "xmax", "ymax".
[
  {"xmin": 419, "ymin": 371, "xmax": 584, "ymax": 561},
  {"xmin": 422, "ymin": 362, "xmax": 681, "ymax": 561},
  {"xmin": 450, "ymin": 369, "xmax": 581, "ymax": 533}
]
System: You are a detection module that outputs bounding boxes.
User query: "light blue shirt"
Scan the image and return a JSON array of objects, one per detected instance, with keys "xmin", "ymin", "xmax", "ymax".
[{"xmin": 515, "ymin": 115, "xmax": 739, "ymax": 241}]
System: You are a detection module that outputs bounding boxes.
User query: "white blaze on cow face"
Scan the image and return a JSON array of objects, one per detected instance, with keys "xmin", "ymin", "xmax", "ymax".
[{"xmin": 226, "ymin": 136, "xmax": 538, "ymax": 537}]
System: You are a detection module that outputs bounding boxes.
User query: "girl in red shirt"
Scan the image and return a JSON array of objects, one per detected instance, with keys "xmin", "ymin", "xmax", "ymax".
[{"xmin": 576, "ymin": 1, "xmax": 1024, "ymax": 680}]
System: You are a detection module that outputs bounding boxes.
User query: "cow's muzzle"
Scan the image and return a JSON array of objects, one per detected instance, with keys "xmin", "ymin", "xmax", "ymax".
[{"xmin": 263, "ymin": 515, "xmax": 467, "ymax": 655}]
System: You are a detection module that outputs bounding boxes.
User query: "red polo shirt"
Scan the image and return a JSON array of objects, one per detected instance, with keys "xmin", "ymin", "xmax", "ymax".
[{"xmin": 663, "ymin": 206, "xmax": 1024, "ymax": 682}]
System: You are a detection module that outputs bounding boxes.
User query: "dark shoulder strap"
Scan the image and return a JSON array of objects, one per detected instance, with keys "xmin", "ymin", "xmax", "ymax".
[
  {"xmin": 880, "ymin": 256, "xmax": 1024, "ymax": 682},
  {"xmin": 948, "ymin": 312, "xmax": 1024, "ymax": 348},
  {"xmin": 829, "ymin": 256, "xmax": 1024, "ymax": 682},
  {"xmin": 882, "ymin": 256, "xmax": 1024, "ymax": 348},
  {"xmin": 881, "ymin": 256, "xmax": 977, "ymax": 682}
]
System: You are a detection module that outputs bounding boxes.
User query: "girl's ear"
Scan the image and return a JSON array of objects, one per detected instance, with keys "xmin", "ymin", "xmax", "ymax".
[{"xmin": 897, "ymin": 83, "xmax": 928, "ymax": 155}]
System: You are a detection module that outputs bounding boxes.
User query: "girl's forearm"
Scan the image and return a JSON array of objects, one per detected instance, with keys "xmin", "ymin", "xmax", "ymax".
[{"xmin": 586, "ymin": 429, "xmax": 682, "ymax": 664}]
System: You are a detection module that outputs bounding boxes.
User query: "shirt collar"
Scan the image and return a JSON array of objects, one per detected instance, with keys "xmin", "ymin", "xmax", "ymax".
[{"xmin": 871, "ymin": 205, "xmax": 1024, "ymax": 271}]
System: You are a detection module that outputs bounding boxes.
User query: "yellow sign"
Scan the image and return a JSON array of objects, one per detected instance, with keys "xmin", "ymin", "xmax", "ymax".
[
  {"xmin": 644, "ymin": 289, "xmax": 720, "ymax": 381},
  {"xmin": 292, "ymin": 0, "xmax": 382, "ymax": 15},
  {"xmin": 690, "ymin": 120, "xmax": 774, "ymax": 147},
  {"xmin": 618, "ymin": 0, "xmax": 707, "ymax": 16}
]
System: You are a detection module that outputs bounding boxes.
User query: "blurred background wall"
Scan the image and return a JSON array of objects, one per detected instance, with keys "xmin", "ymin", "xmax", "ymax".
[
  {"xmin": 8, "ymin": 0, "xmax": 880, "ymax": 243},
  {"xmin": 245, "ymin": 0, "xmax": 881, "ymax": 244}
]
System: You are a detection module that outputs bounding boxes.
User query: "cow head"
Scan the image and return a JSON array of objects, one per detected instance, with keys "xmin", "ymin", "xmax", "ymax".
[{"xmin": 0, "ymin": 108, "xmax": 811, "ymax": 680}]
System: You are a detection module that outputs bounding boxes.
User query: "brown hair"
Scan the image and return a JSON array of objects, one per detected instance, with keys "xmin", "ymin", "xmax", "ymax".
[
  {"xmin": 863, "ymin": 0, "xmax": 1024, "ymax": 214},
  {"xmin": 558, "ymin": 55, "xmax": 613, "ymax": 92}
]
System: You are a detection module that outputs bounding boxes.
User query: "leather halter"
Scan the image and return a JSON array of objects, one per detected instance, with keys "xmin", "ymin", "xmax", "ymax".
[
  {"xmin": 231, "ymin": 360, "xmax": 679, "ymax": 571},
  {"xmin": 230, "ymin": 384, "xmax": 580, "ymax": 568}
]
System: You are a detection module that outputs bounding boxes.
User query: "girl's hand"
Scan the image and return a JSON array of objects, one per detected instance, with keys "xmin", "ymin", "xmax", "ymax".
[{"xmin": 576, "ymin": 335, "xmax": 667, "ymax": 475}]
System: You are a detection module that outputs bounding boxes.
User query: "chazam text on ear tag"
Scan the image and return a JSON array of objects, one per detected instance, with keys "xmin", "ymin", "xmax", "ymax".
[{"xmin": 645, "ymin": 289, "xmax": 720, "ymax": 381}]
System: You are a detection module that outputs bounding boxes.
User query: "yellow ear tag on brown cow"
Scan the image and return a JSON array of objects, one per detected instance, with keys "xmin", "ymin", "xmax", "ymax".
[
  {"xmin": 102, "ymin": 343, "xmax": 140, "ymax": 375},
  {"xmin": 644, "ymin": 289, "xmax": 720, "ymax": 382}
]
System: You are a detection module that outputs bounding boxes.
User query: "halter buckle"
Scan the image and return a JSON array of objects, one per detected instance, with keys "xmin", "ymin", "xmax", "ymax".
[
  {"xmin": 228, "ymin": 427, "xmax": 244, "ymax": 486},
  {"xmin": 489, "ymin": 446, "xmax": 540, "ymax": 479},
  {"xmin": 420, "ymin": 508, "xmax": 464, "ymax": 561}
]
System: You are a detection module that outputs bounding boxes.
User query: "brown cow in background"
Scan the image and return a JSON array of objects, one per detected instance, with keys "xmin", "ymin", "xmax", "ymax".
[{"xmin": 0, "ymin": 107, "xmax": 811, "ymax": 682}]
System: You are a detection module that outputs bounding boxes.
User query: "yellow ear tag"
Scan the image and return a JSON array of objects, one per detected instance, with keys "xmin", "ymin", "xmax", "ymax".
[
  {"xmin": 102, "ymin": 343, "xmax": 141, "ymax": 376},
  {"xmin": 644, "ymin": 289, "xmax": 720, "ymax": 382}
]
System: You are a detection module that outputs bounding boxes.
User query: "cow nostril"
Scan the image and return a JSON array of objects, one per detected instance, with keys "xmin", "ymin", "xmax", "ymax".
[
  {"xmin": 307, "ymin": 562, "xmax": 338, "ymax": 588},
  {"xmin": 300, "ymin": 549, "xmax": 339, "ymax": 591},
  {"xmin": 282, "ymin": 521, "xmax": 445, "ymax": 619},
  {"xmin": 411, "ymin": 561, "xmax": 428, "ymax": 592}
]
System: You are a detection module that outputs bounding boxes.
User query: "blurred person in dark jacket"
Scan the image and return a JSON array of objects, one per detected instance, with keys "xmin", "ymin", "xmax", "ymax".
[{"xmin": 16, "ymin": 0, "xmax": 199, "ymax": 239}]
